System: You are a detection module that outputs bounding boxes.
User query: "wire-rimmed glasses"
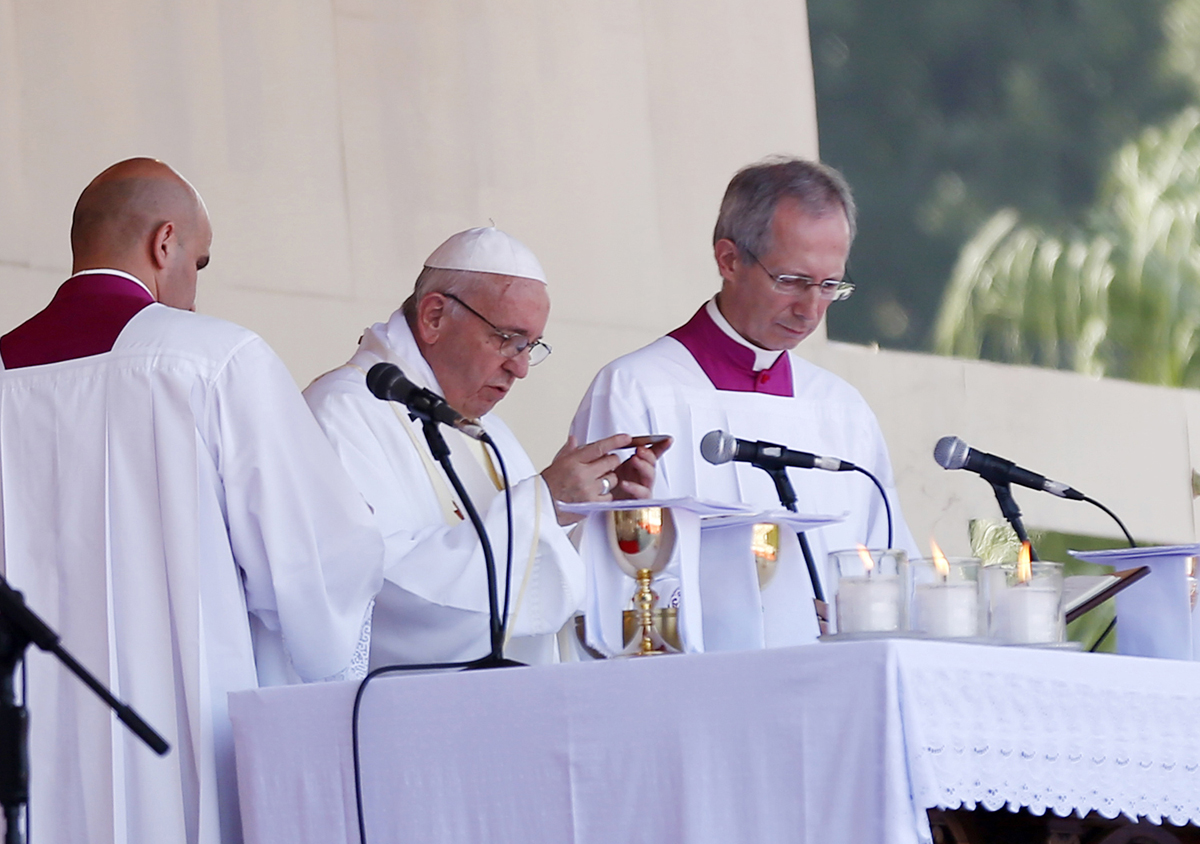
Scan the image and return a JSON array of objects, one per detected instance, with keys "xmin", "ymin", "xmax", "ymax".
[
  {"xmin": 741, "ymin": 245, "xmax": 855, "ymax": 301},
  {"xmin": 444, "ymin": 292, "xmax": 553, "ymax": 365}
]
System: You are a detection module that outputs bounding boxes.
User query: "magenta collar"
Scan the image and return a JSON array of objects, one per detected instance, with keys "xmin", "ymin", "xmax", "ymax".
[
  {"xmin": 668, "ymin": 305, "xmax": 793, "ymax": 397},
  {"xmin": 1, "ymin": 273, "xmax": 155, "ymax": 369}
]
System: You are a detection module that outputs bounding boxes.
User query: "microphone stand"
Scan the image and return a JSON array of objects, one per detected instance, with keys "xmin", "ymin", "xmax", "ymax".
[
  {"xmin": 0, "ymin": 576, "xmax": 169, "ymax": 844},
  {"xmin": 764, "ymin": 468, "xmax": 827, "ymax": 624},
  {"xmin": 415, "ymin": 417, "xmax": 522, "ymax": 669},
  {"xmin": 988, "ymin": 480, "xmax": 1039, "ymax": 561}
]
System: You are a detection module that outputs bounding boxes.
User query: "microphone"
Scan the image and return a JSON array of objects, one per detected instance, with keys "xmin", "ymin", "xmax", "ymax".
[
  {"xmin": 933, "ymin": 436, "xmax": 1084, "ymax": 500},
  {"xmin": 700, "ymin": 430, "xmax": 856, "ymax": 472},
  {"xmin": 366, "ymin": 362, "xmax": 487, "ymax": 441}
]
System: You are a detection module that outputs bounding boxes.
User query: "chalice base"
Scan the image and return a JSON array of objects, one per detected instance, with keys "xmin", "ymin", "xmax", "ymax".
[
  {"xmin": 616, "ymin": 622, "xmax": 679, "ymax": 657},
  {"xmin": 615, "ymin": 569, "xmax": 680, "ymax": 657}
]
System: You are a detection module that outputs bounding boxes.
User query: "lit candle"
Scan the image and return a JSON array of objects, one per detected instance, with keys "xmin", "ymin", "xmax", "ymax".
[
  {"xmin": 837, "ymin": 576, "xmax": 903, "ymax": 632},
  {"xmin": 910, "ymin": 541, "xmax": 980, "ymax": 639},
  {"xmin": 989, "ymin": 542, "xmax": 1063, "ymax": 644},
  {"xmin": 835, "ymin": 545, "xmax": 904, "ymax": 633}
]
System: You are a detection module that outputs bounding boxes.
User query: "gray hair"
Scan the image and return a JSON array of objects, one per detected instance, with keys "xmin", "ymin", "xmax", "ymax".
[
  {"xmin": 401, "ymin": 266, "xmax": 492, "ymax": 324},
  {"xmin": 712, "ymin": 157, "xmax": 857, "ymax": 261}
]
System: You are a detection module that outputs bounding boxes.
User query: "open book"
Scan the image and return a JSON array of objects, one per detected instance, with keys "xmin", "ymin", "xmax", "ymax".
[{"xmin": 1063, "ymin": 567, "xmax": 1150, "ymax": 624}]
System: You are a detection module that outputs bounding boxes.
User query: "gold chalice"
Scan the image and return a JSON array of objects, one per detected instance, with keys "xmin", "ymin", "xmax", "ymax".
[{"xmin": 608, "ymin": 507, "xmax": 679, "ymax": 656}]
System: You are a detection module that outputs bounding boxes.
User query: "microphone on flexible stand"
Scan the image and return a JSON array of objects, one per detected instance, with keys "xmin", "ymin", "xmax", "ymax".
[
  {"xmin": 367, "ymin": 363, "xmax": 487, "ymax": 441},
  {"xmin": 700, "ymin": 430, "xmax": 897, "ymax": 619},
  {"xmin": 700, "ymin": 430, "xmax": 894, "ymax": 548},
  {"xmin": 699, "ymin": 430, "xmax": 857, "ymax": 473},
  {"xmin": 0, "ymin": 576, "xmax": 169, "ymax": 844},
  {"xmin": 366, "ymin": 362, "xmax": 520, "ymax": 669},
  {"xmin": 932, "ymin": 436, "xmax": 1136, "ymax": 550},
  {"xmin": 932, "ymin": 436, "xmax": 1084, "ymax": 500},
  {"xmin": 350, "ymin": 364, "xmax": 522, "ymax": 844}
]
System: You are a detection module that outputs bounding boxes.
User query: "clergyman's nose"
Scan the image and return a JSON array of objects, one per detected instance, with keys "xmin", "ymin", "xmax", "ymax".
[
  {"xmin": 793, "ymin": 288, "xmax": 821, "ymax": 321},
  {"xmin": 506, "ymin": 352, "xmax": 531, "ymax": 379}
]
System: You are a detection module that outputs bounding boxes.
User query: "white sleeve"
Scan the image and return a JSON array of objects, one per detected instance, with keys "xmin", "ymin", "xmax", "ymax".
[
  {"xmin": 203, "ymin": 338, "xmax": 384, "ymax": 681},
  {"xmin": 571, "ymin": 360, "xmax": 672, "ymax": 496},
  {"xmin": 571, "ymin": 363, "xmax": 652, "ymax": 443},
  {"xmin": 305, "ymin": 383, "xmax": 585, "ymax": 646}
]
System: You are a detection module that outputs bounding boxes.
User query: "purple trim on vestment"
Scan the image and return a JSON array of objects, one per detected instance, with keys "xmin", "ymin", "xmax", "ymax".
[
  {"xmin": 1, "ymin": 273, "xmax": 155, "ymax": 369},
  {"xmin": 667, "ymin": 305, "xmax": 793, "ymax": 397}
]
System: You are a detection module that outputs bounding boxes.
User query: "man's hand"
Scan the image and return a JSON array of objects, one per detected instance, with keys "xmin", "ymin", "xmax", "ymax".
[
  {"xmin": 542, "ymin": 434, "xmax": 632, "ymax": 524},
  {"xmin": 611, "ymin": 436, "xmax": 673, "ymax": 500}
]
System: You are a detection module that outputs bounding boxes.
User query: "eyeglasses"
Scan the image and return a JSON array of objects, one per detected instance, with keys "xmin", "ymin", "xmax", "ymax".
[
  {"xmin": 444, "ymin": 293, "xmax": 553, "ymax": 365},
  {"xmin": 740, "ymin": 245, "xmax": 855, "ymax": 302}
]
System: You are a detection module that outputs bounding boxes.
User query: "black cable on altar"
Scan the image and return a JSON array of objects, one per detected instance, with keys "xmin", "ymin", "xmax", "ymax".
[
  {"xmin": 351, "ymin": 425, "xmax": 517, "ymax": 844},
  {"xmin": 355, "ymin": 365, "xmax": 521, "ymax": 844}
]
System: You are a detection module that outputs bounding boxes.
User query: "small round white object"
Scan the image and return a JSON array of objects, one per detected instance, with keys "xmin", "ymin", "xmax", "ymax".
[{"xmin": 599, "ymin": 476, "xmax": 612, "ymax": 496}]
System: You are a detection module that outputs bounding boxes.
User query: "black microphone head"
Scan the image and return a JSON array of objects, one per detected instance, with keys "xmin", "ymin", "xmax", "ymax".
[
  {"xmin": 366, "ymin": 362, "xmax": 410, "ymax": 402},
  {"xmin": 933, "ymin": 435, "xmax": 970, "ymax": 471},
  {"xmin": 700, "ymin": 430, "xmax": 737, "ymax": 465}
]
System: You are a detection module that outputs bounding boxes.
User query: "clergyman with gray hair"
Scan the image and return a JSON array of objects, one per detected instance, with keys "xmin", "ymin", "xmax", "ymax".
[
  {"xmin": 570, "ymin": 157, "xmax": 919, "ymax": 649},
  {"xmin": 303, "ymin": 227, "xmax": 669, "ymax": 666}
]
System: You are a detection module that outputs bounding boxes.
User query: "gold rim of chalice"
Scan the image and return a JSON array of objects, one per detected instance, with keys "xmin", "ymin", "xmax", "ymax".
[{"xmin": 607, "ymin": 507, "xmax": 675, "ymax": 578}]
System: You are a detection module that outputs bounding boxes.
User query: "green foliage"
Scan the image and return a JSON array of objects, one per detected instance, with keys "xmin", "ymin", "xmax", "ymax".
[
  {"xmin": 809, "ymin": 0, "xmax": 1193, "ymax": 351},
  {"xmin": 935, "ymin": 108, "xmax": 1200, "ymax": 387}
]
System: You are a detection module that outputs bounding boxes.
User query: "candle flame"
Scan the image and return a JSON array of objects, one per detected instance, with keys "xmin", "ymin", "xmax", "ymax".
[
  {"xmin": 930, "ymin": 538, "xmax": 950, "ymax": 578},
  {"xmin": 856, "ymin": 543, "xmax": 875, "ymax": 573},
  {"xmin": 1017, "ymin": 540, "xmax": 1032, "ymax": 583}
]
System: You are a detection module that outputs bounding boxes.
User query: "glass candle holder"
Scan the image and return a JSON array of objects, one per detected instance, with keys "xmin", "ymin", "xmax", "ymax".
[
  {"xmin": 830, "ymin": 548, "xmax": 907, "ymax": 634},
  {"xmin": 984, "ymin": 560, "xmax": 1065, "ymax": 644},
  {"xmin": 907, "ymin": 557, "xmax": 982, "ymax": 639}
]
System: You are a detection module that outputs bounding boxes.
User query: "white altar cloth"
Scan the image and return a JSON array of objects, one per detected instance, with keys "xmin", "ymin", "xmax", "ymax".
[{"xmin": 229, "ymin": 640, "xmax": 1200, "ymax": 844}]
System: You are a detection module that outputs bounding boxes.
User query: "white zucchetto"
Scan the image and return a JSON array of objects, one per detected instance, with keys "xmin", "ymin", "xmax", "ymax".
[{"xmin": 423, "ymin": 226, "xmax": 548, "ymax": 285}]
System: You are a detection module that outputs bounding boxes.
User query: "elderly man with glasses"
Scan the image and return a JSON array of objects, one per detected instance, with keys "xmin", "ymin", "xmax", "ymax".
[
  {"xmin": 571, "ymin": 157, "xmax": 918, "ymax": 648},
  {"xmin": 305, "ymin": 227, "xmax": 666, "ymax": 666}
]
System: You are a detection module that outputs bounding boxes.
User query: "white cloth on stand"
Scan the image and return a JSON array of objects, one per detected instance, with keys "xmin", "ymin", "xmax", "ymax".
[
  {"xmin": 570, "ymin": 325, "xmax": 918, "ymax": 646},
  {"xmin": 0, "ymin": 303, "xmax": 384, "ymax": 844},
  {"xmin": 303, "ymin": 311, "xmax": 585, "ymax": 667}
]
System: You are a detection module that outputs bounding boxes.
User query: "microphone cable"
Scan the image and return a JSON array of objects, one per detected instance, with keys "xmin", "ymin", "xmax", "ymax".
[
  {"xmin": 1081, "ymin": 494, "xmax": 1136, "ymax": 548},
  {"xmin": 849, "ymin": 464, "xmax": 893, "ymax": 550},
  {"xmin": 482, "ymin": 435, "xmax": 515, "ymax": 639},
  {"xmin": 351, "ymin": 429, "xmax": 519, "ymax": 844},
  {"xmin": 934, "ymin": 435, "xmax": 1136, "ymax": 548}
]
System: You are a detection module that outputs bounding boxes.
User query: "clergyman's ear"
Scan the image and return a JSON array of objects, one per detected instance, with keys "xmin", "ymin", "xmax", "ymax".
[
  {"xmin": 714, "ymin": 238, "xmax": 742, "ymax": 282},
  {"xmin": 149, "ymin": 221, "xmax": 174, "ymax": 270},
  {"xmin": 414, "ymin": 293, "xmax": 448, "ymax": 345}
]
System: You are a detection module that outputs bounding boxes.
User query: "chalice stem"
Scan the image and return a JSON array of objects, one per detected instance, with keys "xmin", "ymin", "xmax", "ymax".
[{"xmin": 636, "ymin": 569, "xmax": 658, "ymax": 655}]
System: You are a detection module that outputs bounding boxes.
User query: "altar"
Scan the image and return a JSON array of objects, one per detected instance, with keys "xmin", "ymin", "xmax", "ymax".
[{"xmin": 229, "ymin": 639, "xmax": 1200, "ymax": 844}]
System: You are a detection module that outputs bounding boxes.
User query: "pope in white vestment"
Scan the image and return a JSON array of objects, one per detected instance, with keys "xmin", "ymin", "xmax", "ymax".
[
  {"xmin": 0, "ymin": 160, "xmax": 383, "ymax": 844},
  {"xmin": 304, "ymin": 227, "xmax": 652, "ymax": 668},
  {"xmin": 305, "ymin": 311, "xmax": 584, "ymax": 666}
]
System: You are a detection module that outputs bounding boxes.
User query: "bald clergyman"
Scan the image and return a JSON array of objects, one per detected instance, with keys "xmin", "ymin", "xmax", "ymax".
[
  {"xmin": 304, "ymin": 227, "xmax": 669, "ymax": 666},
  {"xmin": 0, "ymin": 158, "xmax": 384, "ymax": 844}
]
